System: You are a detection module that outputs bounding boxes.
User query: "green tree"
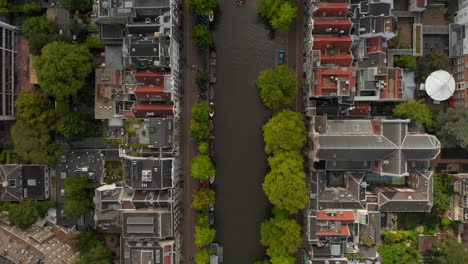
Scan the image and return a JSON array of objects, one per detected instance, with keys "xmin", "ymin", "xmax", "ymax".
[
  {"xmin": 192, "ymin": 102, "xmax": 211, "ymax": 122},
  {"xmin": 75, "ymin": 231, "xmax": 102, "ymax": 253},
  {"xmin": 61, "ymin": 0, "xmax": 94, "ymax": 11},
  {"xmin": 431, "ymin": 186, "xmax": 450, "ymax": 216},
  {"xmin": 63, "ymin": 176, "xmax": 93, "ymax": 218},
  {"xmin": 394, "ymin": 55, "xmax": 417, "ymax": 69},
  {"xmin": 21, "ymin": 16, "xmax": 62, "ymax": 55},
  {"xmin": 430, "ymin": 237, "xmax": 468, "ymax": 264},
  {"xmin": 377, "ymin": 243, "xmax": 420, "ymax": 264},
  {"xmin": 436, "ymin": 106, "xmax": 468, "ymax": 148},
  {"xmin": 263, "ymin": 151, "xmax": 308, "ymax": 214},
  {"xmin": 256, "ymin": 65, "xmax": 297, "ymax": 109},
  {"xmin": 261, "ymin": 213, "xmax": 302, "ymax": 258},
  {"xmin": 190, "ymin": 120, "xmax": 210, "ymax": 140},
  {"xmin": 194, "ymin": 249, "xmax": 210, "ymax": 264},
  {"xmin": 192, "ymin": 25, "xmax": 213, "ymax": 51},
  {"xmin": 263, "ymin": 110, "xmax": 306, "ymax": 154},
  {"xmin": 417, "ymin": 49, "xmax": 450, "ymax": 81},
  {"xmin": 270, "ymin": 255, "xmax": 295, "ymax": 264},
  {"xmin": 187, "ymin": 0, "xmax": 217, "ymax": 15},
  {"xmin": 258, "ymin": 0, "xmax": 297, "ymax": 30},
  {"xmin": 15, "ymin": 92, "xmax": 56, "ymax": 130},
  {"xmin": 194, "ymin": 214, "xmax": 216, "ymax": 247},
  {"xmin": 191, "ymin": 188, "xmax": 215, "ymax": 210},
  {"xmin": 58, "ymin": 112, "xmax": 93, "ymax": 139},
  {"xmin": 12, "ymin": 121, "xmax": 58, "ymax": 164},
  {"xmin": 196, "ymin": 71, "xmax": 210, "ymax": 87},
  {"xmin": 270, "ymin": 2, "xmax": 297, "ymax": 30},
  {"xmin": 198, "ymin": 142, "xmax": 209, "ymax": 154},
  {"xmin": 0, "ymin": 199, "xmax": 55, "ymax": 229},
  {"xmin": 75, "ymin": 242, "xmax": 114, "ymax": 264},
  {"xmin": 34, "ymin": 41, "xmax": 93, "ymax": 100},
  {"xmin": 0, "ymin": 0, "xmax": 10, "ymax": 13},
  {"xmin": 393, "ymin": 99, "xmax": 434, "ymax": 129},
  {"xmin": 191, "ymin": 154, "xmax": 215, "ymax": 181}
]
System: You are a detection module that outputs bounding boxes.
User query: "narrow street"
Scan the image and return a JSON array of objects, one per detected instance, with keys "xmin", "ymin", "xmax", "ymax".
[{"xmin": 181, "ymin": 2, "xmax": 202, "ymax": 263}]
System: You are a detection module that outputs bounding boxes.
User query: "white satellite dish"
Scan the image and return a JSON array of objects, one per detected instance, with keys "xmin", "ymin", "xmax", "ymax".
[{"xmin": 425, "ymin": 70, "xmax": 455, "ymax": 101}]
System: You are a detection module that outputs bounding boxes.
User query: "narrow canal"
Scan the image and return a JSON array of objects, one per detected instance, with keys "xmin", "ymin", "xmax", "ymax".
[{"xmin": 212, "ymin": 0, "xmax": 275, "ymax": 263}]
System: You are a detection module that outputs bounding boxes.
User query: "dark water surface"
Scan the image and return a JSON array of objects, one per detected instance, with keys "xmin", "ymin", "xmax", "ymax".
[{"xmin": 212, "ymin": 0, "xmax": 275, "ymax": 263}]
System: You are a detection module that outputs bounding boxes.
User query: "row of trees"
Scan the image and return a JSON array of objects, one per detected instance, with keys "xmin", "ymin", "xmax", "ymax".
[
  {"xmin": 189, "ymin": 102, "xmax": 217, "ymax": 264},
  {"xmin": 255, "ymin": 63, "xmax": 306, "ymax": 263}
]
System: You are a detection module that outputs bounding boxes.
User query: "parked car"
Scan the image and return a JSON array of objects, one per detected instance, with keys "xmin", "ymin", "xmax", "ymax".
[
  {"xmin": 278, "ymin": 49, "xmax": 285, "ymax": 65},
  {"xmin": 209, "ymin": 204, "xmax": 214, "ymax": 225}
]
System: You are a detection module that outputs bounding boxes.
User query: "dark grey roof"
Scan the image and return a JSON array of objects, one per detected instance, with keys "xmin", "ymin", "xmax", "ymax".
[
  {"xmin": 0, "ymin": 165, "xmax": 49, "ymax": 202},
  {"xmin": 135, "ymin": 0, "xmax": 169, "ymax": 8},
  {"xmin": 368, "ymin": 2, "xmax": 390, "ymax": 16},
  {"xmin": 148, "ymin": 118, "xmax": 173, "ymax": 148},
  {"xmin": 124, "ymin": 158, "xmax": 173, "ymax": 190},
  {"xmin": 122, "ymin": 210, "xmax": 172, "ymax": 238},
  {"xmin": 316, "ymin": 120, "xmax": 440, "ymax": 176},
  {"xmin": 105, "ymin": 46, "xmax": 123, "ymax": 69}
]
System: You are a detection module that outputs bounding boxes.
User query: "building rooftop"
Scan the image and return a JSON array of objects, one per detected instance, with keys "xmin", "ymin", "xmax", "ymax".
[
  {"xmin": 0, "ymin": 165, "xmax": 49, "ymax": 201},
  {"xmin": 124, "ymin": 158, "xmax": 173, "ymax": 190},
  {"xmin": 122, "ymin": 210, "xmax": 173, "ymax": 239},
  {"xmin": 148, "ymin": 118, "xmax": 173, "ymax": 148}
]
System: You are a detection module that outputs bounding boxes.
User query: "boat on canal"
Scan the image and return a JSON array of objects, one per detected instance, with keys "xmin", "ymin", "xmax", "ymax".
[{"xmin": 237, "ymin": 0, "xmax": 246, "ymax": 7}]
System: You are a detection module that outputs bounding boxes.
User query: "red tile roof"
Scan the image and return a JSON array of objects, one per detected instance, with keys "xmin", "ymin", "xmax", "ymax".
[
  {"xmin": 312, "ymin": 19, "xmax": 352, "ymax": 35},
  {"xmin": 313, "ymin": 36, "xmax": 352, "ymax": 52},
  {"xmin": 314, "ymin": 67, "xmax": 356, "ymax": 96},
  {"xmin": 132, "ymin": 103, "xmax": 174, "ymax": 117},
  {"xmin": 381, "ymin": 68, "xmax": 403, "ymax": 100},
  {"xmin": 348, "ymin": 103, "xmax": 370, "ymax": 116},
  {"xmin": 313, "ymin": 4, "xmax": 348, "ymax": 17},
  {"xmin": 134, "ymin": 86, "xmax": 171, "ymax": 101},
  {"xmin": 367, "ymin": 37, "xmax": 387, "ymax": 54},
  {"xmin": 317, "ymin": 211, "xmax": 355, "ymax": 221},
  {"xmin": 316, "ymin": 225, "xmax": 350, "ymax": 237},
  {"xmin": 134, "ymin": 71, "xmax": 168, "ymax": 85},
  {"xmin": 321, "ymin": 54, "xmax": 354, "ymax": 67}
]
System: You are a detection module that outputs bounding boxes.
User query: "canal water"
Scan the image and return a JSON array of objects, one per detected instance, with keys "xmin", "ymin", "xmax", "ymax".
[{"xmin": 212, "ymin": 0, "xmax": 275, "ymax": 263}]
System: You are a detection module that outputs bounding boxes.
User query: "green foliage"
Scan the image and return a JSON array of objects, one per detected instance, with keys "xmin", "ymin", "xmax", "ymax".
[
  {"xmin": 261, "ymin": 214, "xmax": 302, "ymax": 259},
  {"xmin": 263, "ymin": 110, "xmax": 306, "ymax": 154},
  {"xmin": 263, "ymin": 151, "xmax": 308, "ymax": 214},
  {"xmin": 75, "ymin": 231, "xmax": 103, "ymax": 253},
  {"xmin": 270, "ymin": 255, "xmax": 295, "ymax": 264},
  {"xmin": 440, "ymin": 218, "xmax": 452, "ymax": 226},
  {"xmin": 0, "ymin": 199, "xmax": 55, "ymax": 229},
  {"xmin": 86, "ymin": 36, "xmax": 104, "ymax": 50},
  {"xmin": 198, "ymin": 142, "xmax": 209, "ymax": 154},
  {"xmin": 377, "ymin": 243, "xmax": 420, "ymax": 264},
  {"xmin": 187, "ymin": 0, "xmax": 217, "ymax": 15},
  {"xmin": 256, "ymin": 65, "xmax": 297, "ymax": 109},
  {"xmin": 445, "ymin": 1, "xmax": 455, "ymax": 24},
  {"xmin": 393, "ymin": 99, "xmax": 434, "ymax": 129},
  {"xmin": 192, "ymin": 102, "xmax": 211, "ymax": 122},
  {"xmin": 34, "ymin": 41, "xmax": 93, "ymax": 100},
  {"xmin": 15, "ymin": 92, "xmax": 56, "ymax": 130},
  {"xmin": 0, "ymin": 0, "xmax": 10, "ymax": 13},
  {"xmin": 394, "ymin": 55, "xmax": 417, "ymax": 69},
  {"xmin": 21, "ymin": 16, "xmax": 62, "ymax": 55},
  {"xmin": 191, "ymin": 154, "xmax": 215, "ymax": 181},
  {"xmin": 417, "ymin": 50, "xmax": 450, "ymax": 82},
  {"xmin": 61, "ymin": 0, "xmax": 94, "ymax": 11},
  {"xmin": 127, "ymin": 128, "xmax": 136, "ymax": 135},
  {"xmin": 196, "ymin": 71, "xmax": 210, "ymax": 87},
  {"xmin": 269, "ymin": 2, "xmax": 297, "ymax": 30},
  {"xmin": 63, "ymin": 176, "xmax": 93, "ymax": 218},
  {"xmin": 58, "ymin": 112, "xmax": 93, "ymax": 140},
  {"xmin": 191, "ymin": 188, "xmax": 215, "ymax": 210},
  {"xmin": 258, "ymin": 0, "xmax": 297, "ymax": 30},
  {"xmin": 75, "ymin": 242, "xmax": 114, "ymax": 264},
  {"xmin": 12, "ymin": 120, "xmax": 59, "ymax": 164},
  {"xmin": 190, "ymin": 120, "xmax": 210, "ymax": 140},
  {"xmin": 194, "ymin": 249, "xmax": 211, "ymax": 264},
  {"xmin": 430, "ymin": 237, "xmax": 468, "ymax": 264},
  {"xmin": 194, "ymin": 214, "xmax": 216, "ymax": 247},
  {"xmin": 436, "ymin": 106, "xmax": 468, "ymax": 148},
  {"xmin": 192, "ymin": 25, "xmax": 213, "ymax": 51}
]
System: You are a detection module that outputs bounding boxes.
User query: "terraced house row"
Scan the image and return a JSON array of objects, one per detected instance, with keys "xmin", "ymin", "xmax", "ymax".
[{"xmin": 302, "ymin": 0, "xmax": 441, "ymax": 263}]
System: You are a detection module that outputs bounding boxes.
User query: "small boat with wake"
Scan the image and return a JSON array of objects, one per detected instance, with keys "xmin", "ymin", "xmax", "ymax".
[{"xmin": 237, "ymin": 0, "xmax": 246, "ymax": 7}]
